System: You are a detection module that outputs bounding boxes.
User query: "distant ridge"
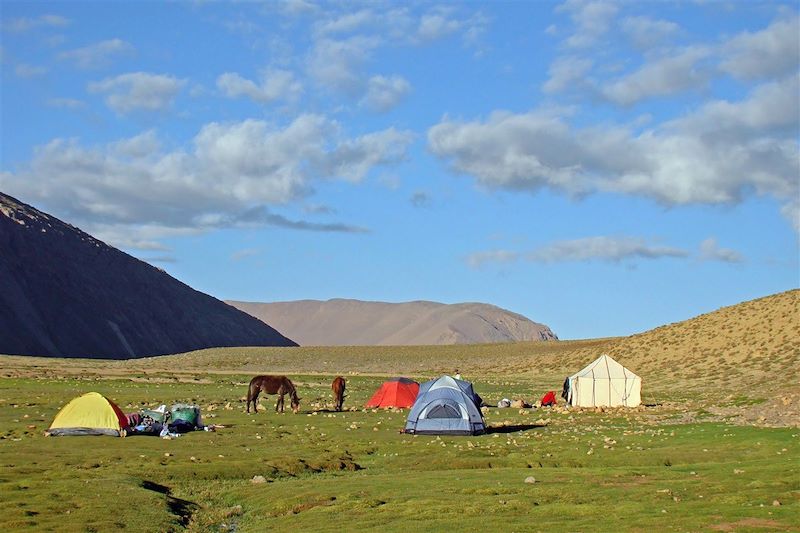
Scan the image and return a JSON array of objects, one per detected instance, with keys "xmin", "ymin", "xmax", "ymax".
[
  {"xmin": 0, "ymin": 192, "xmax": 297, "ymax": 358},
  {"xmin": 227, "ymin": 298, "xmax": 558, "ymax": 346}
]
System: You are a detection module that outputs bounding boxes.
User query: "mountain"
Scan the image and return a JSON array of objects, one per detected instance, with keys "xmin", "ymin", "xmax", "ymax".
[
  {"xmin": 0, "ymin": 192, "xmax": 296, "ymax": 358},
  {"xmin": 226, "ymin": 298, "xmax": 557, "ymax": 346}
]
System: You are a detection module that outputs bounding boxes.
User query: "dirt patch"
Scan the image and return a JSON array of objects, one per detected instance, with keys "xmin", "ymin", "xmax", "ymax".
[
  {"xmin": 708, "ymin": 389, "xmax": 800, "ymax": 428},
  {"xmin": 709, "ymin": 518, "xmax": 789, "ymax": 531}
]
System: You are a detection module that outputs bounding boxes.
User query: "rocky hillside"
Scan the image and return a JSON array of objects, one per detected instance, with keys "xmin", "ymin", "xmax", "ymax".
[
  {"xmin": 0, "ymin": 192, "xmax": 297, "ymax": 358},
  {"xmin": 227, "ymin": 298, "xmax": 557, "ymax": 346},
  {"xmin": 607, "ymin": 289, "xmax": 799, "ymax": 390}
]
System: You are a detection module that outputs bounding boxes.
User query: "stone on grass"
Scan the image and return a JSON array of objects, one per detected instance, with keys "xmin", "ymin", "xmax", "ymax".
[
  {"xmin": 251, "ymin": 475, "xmax": 267, "ymax": 484},
  {"xmin": 524, "ymin": 476, "xmax": 536, "ymax": 484}
]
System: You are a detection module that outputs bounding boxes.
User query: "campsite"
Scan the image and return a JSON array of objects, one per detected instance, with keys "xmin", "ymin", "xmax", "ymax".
[
  {"xmin": 2, "ymin": 295, "xmax": 799, "ymax": 533},
  {"xmin": 2, "ymin": 0, "xmax": 799, "ymax": 530}
]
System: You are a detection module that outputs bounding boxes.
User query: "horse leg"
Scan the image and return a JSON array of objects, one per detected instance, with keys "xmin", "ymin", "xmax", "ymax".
[
  {"xmin": 276, "ymin": 390, "xmax": 284, "ymax": 413},
  {"xmin": 248, "ymin": 387, "xmax": 260, "ymax": 413}
]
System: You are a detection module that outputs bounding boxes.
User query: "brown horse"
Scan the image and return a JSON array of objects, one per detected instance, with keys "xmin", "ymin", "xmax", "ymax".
[
  {"xmin": 246, "ymin": 375, "xmax": 301, "ymax": 414},
  {"xmin": 332, "ymin": 376, "xmax": 346, "ymax": 411}
]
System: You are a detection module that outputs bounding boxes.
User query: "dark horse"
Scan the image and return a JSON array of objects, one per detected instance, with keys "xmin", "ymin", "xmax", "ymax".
[
  {"xmin": 332, "ymin": 376, "xmax": 346, "ymax": 411},
  {"xmin": 246, "ymin": 375, "xmax": 301, "ymax": 414}
]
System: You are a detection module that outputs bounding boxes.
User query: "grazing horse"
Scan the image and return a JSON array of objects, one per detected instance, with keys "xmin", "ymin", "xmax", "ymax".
[
  {"xmin": 246, "ymin": 375, "xmax": 301, "ymax": 414},
  {"xmin": 332, "ymin": 376, "xmax": 346, "ymax": 411}
]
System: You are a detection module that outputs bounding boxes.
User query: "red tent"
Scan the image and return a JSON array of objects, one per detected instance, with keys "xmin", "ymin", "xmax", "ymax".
[
  {"xmin": 366, "ymin": 378, "xmax": 419, "ymax": 408},
  {"xmin": 540, "ymin": 390, "xmax": 557, "ymax": 406}
]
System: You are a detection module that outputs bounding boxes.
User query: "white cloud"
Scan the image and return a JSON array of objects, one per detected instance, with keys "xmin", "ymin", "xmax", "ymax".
[
  {"xmin": 780, "ymin": 198, "xmax": 800, "ymax": 235},
  {"xmin": 307, "ymin": 36, "xmax": 380, "ymax": 94},
  {"xmin": 527, "ymin": 236, "xmax": 688, "ymax": 263},
  {"xmin": 281, "ymin": 0, "xmax": 321, "ymax": 17},
  {"xmin": 303, "ymin": 203, "xmax": 336, "ymax": 215},
  {"xmin": 600, "ymin": 47, "xmax": 711, "ymax": 105},
  {"xmin": 360, "ymin": 75, "xmax": 411, "ymax": 112},
  {"xmin": 88, "ymin": 72, "xmax": 186, "ymax": 114},
  {"xmin": 305, "ymin": 6, "xmax": 485, "ymax": 95},
  {"xmin": 620, "ymin": 15, "xmax": 679, "ymax": 50},
  {"xmin": 558, "ymin": 0, "xmax": 619, "ymax": 49},
  {"xmin": 110, "ymin": 130, "xmax": 161, "ymax": 158},
  {"xmin": 315, "ymin": 9, "xmax": 375, "ymax": 35},
  {"xmin": 0, "ymin": 116, "xmax": 413, "ymax": 248},
  {"xmin": 217, "ymin": 69, "xmax": 303, "ymax": 103},
  {"xmin": 720, "ymin": 14, "xmax": 800, "ymax": 79},
  {"xmin": 428, "ymin": 109, "xmax": 596, "ymax": 196},
  {"xmin": 322, "ymin": 127, "xmax": 415, "ymax": 182},
  {"xmin": 466, "ymin": 249, "xmax": 520, "ymax": 268},
  {"xmin": 90, "ymin": 224, "xmax": 201, "ymax": 252},
  {"xmin": 699, "ymin": 238, "xmax": 744, "ymax": 263},
  {"xmin": 542, "ymin": 56, "xmax": 593, "ymax": 94},
  {"xmin": 416, "ymin": 10, "xmax": 462, "ymax": 42},
  {"xmin": 14, "ymin": 63, "xmax": 47, "ymax": 78},
  {"xmin": 58, "ymin": 38, "xmax": 134, "ymax": 69},
  {"xmin": 4, "ymin": 14, "xmax": 70, "ymax": 32},
  {"xmin": 429, "ymin": 77, "xmax": 799, "ymax": 230},
  {"xmin": 467, "ymin": 236, "xmax": 688, "ymax": 267},
  {"xmin": 47, "ymin": 97, "xmax": 86, "ymax": 109}
]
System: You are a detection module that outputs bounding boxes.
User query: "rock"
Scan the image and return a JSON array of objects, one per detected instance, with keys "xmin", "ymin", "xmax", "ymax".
[
  {"xmin": 524, "ymin": 476, "xmax": 536, "ymax": 484},
  {"xmin": 772, "ymin": 500, "xmax": 781, "ymax": 506},
  {"xmin": 251, "ymin": 475, "xmax": 267, "ymax": 484}
]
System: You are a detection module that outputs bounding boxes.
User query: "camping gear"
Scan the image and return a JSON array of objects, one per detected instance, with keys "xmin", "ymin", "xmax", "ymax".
[
  {"xmin": 540, "ymin": 391, "xmax": 557, "ymax": 406},
  {"xmin": 564, "ymin": 354, "xmax": 641, "ymax": 407},
  {"xmin": 404, "ymin": 375, "xmax": 485, "ymax": 435},
  {"xmin": 128, "ymin": 403, "xmax": 208, "ymax": 436},
  {"xmin": 46, "ymin": 392, "xmax": 129, "ymax": 437},
  {"xmin": 170, "ymin": 404, "xmax": 199, "ymax": 425},
  {"xmin": 366, "ymin": 377, "xmax": 420, "ymax": 408},
  {"xmin": 142, "ymin": 405, "xmax": 169, "ymax": 423},
  {"xmin": 168, "ymin": 404, "xmax": 202, "ymax": 433}
]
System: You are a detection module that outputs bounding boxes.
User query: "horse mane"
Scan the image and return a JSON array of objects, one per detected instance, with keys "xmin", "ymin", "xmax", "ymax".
[{"xmin": 285, "ymin": 377, "xmax": 299, "ymax": 400}]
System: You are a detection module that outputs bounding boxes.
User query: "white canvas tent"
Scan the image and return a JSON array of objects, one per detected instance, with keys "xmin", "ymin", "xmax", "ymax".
[{"xmin": 565, "ymin": 354, "xmax": 641, "ymax": 407}]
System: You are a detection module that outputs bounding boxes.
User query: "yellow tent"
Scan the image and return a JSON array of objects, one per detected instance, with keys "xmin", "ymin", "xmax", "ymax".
[{"xmin": 46, "ymin": 392, "xmax": 129, "ymax": 436}]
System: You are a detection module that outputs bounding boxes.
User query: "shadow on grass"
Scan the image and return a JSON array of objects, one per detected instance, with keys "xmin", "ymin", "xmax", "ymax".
[
  {"xmin": 140, "ymin": 479, "xmax": 199, "ymax": 527},
  {"xmin": 485, "ymin": 423, "xmax": 546, "ymax": 434}
]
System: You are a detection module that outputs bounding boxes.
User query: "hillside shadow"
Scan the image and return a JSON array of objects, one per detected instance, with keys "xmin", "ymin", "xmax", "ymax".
[{"xmin": 485, "ymin": 423, "xmax": 546, "ymax": 434}]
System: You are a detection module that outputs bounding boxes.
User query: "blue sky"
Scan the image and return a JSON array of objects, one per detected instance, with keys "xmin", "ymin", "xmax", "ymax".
[{"xmin": 1, "ymin": 1, "xmax": 798, "ymax": 340}]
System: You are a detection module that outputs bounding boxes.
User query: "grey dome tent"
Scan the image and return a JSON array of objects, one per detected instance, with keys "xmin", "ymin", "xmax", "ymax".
[{"xmin": 404, "ymin": 375, "xmax": 485, "ymax": 435}]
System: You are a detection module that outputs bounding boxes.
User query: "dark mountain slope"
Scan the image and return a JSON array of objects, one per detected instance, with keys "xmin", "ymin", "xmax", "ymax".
[{"xmin": 0, "ymin": 192, "xmax": 296, "ymax": 358}]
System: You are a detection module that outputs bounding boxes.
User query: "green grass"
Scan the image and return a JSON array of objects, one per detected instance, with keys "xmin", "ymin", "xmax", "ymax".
[{"xmin": 0, "ymin": 373, "xmax": 798, "ymax": 532}]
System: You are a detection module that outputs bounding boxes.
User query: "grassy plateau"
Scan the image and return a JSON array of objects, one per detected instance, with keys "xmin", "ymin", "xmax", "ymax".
[{"xmin": 1, "ymin": 290, "xmax": 798, "ymax": 532}]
